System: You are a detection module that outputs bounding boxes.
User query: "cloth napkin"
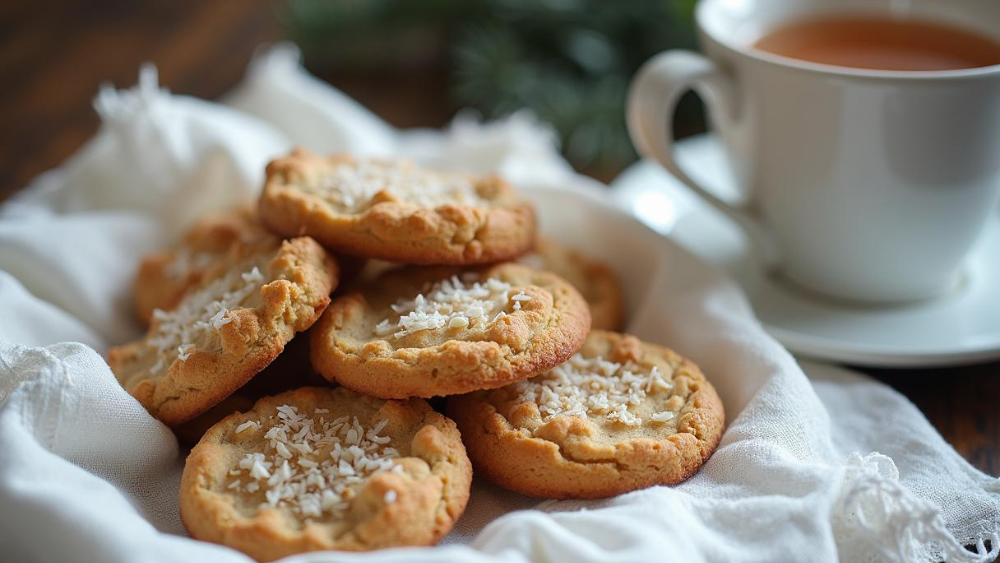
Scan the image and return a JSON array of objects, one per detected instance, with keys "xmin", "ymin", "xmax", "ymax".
[{"xmin": 1, "ymin": 44, "xmax": 998, "ymax": 563}]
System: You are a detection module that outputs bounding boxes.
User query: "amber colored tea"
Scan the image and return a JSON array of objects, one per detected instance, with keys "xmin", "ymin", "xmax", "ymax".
[{"xmin": 754, "ymin": 16, "xmax": 1000, "ymax": 71}]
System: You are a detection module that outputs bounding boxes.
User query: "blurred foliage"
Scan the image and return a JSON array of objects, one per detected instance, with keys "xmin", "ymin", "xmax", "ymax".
[{"xmin": 282, "ymin": 0, "xmax": 699, "ymax": 171}]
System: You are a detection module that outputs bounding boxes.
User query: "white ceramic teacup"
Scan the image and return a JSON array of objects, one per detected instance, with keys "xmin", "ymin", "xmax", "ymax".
[{"xmin": 627, "ymin": 0, "xmax": 1000, "ymax": 303}]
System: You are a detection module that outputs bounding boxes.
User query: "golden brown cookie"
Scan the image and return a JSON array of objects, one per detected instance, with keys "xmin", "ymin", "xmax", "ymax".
[
  {"xmin": 134, "ymin": 206, "xmax": 270, "ymax": 325},
  {"xmin": 108, "ymin": 236, "xmax": 339, "ymax": 426},
  {"xmin": 518, "ymin": 238, "xmax": 625, "ymax": 331},
  {"xmin": 172, "ymin": 335, "xmax": 326, "ymax": 445},
  {"xmin": 258, "ymin": 150, "xmax": 536, "ymax": 264},
  {"xmin": 448, "ymin": 330, "xmax": 725, "ymax": 499},
  {"xmin": 180, "ymin": 386, "xmax": 472, "ymax": 561},
  {"xmin": 311, "ymin": 263, "xmax": 591, "ymax": 399}
]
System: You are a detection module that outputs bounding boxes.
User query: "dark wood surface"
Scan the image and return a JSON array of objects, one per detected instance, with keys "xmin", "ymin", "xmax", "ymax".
[{"xmin": 2, "ymin": 0, "xmax": 997, "ymax": 477}]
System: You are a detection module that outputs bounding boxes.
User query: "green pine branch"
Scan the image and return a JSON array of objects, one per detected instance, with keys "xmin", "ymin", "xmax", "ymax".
[{"xmin": 282, "ymin": 0, "xmax": 700, "ymax": 170}]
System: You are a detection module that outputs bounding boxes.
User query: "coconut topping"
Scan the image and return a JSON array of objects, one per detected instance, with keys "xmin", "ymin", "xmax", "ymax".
[
  {"xmin": 313, "ymin": 159, "xmax": 485, "ymax": 213},
  {"xmin": 375, "ymin": 275, "xmax": 520, "ymax": 339},
  {"xmin": 228, "ymin": 405, "xmax": 400, "ymax": 519},
  {"xmin": 514, "ymin": 353, "xmax": 676, "ymax": 427},
  {"xmin": 146, "ymin": 262, "xmax": 266, "ymax": 372},
  {"xmin": 236, "ymin": 420, "xmax": 261, "ymax": 434}
]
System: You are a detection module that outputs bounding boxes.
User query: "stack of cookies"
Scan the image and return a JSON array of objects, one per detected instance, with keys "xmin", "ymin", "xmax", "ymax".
[{"xmin": 107, "ymin": 150, "xmax": 725, "ymax": 561}]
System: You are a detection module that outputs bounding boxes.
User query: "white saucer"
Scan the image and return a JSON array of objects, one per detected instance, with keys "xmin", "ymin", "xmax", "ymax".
[{"xmin": 612, "ymin": 134, "xmax": 1000, "ymax": 368}]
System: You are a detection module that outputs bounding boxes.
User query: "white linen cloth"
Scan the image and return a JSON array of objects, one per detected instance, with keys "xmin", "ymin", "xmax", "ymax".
[{"xmin": 0, "ymin": 44, "xmax": 998, "ymax": 563}]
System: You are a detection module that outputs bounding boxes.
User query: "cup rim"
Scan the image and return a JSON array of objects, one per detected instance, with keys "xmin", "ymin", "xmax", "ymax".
[{"xmin": 696, "ymin": 0, "xmax": 1000, "ymax": 81}]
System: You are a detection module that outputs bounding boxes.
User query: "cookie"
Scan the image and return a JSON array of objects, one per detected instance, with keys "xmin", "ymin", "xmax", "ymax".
[
  {"xmin": 134, "ymin": 206, "xmax": 270, "ymax": 325},
  {"xmin": 108, "ymin": 236, "xmax": 339, "ymax": 426},
  {"xmin": 518, "ymin": 238, "xmax": 625, "ymax": 331},
  {"xmin": 258, "ymin": 150, "xmax": 536, "ymax": 264},
  {"xmin": 172, "ymin": 335, "xmax": 325, "ymax": 445},
  {"xmin": 180, "ymin": 386, "xmax": 472, "ymax": 560},
  {"xmin": 448, "ymin": 330, "xmax": 725, "ymax": 499},
  {"xmin": 311, "ymin": 263, "xmax": 591, "ymax": 399}
]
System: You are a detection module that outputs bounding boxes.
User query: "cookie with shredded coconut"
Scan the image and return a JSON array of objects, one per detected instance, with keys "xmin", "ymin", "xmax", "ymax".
[
  {"xmin": 180, "ymin": 386, "xmax": 472, "ymax": 560},
  {"xmin": 134, "ymin": 206, "xmax": 270, "ymax": 325},
  {"xmin": 310, "ymin": 263, "xmax": 591, "ymax": 399},
  {"xmin": 448, "ymin": 330, "xmax": 725, "ymax": 499},
  {"xmin": 518, "ymin": 237, "xmax": 625, "ymax": 331},
  {"xmin": 108, "ymin": 236, "xmax": 339, "ymax": 426},
  {"xmin": 258, "ymin": 150, "xmax": 536, "ymax": 264}
]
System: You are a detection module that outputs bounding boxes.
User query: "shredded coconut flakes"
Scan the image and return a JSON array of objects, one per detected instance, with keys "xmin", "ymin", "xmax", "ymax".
[
  {"xmin": 236, "ymin": 420, "xmax": 261, "ymax": 434},
  {"xmin": 313, "ymin": 159, "xmax": 485, "ymax": 213},
  {"xmin": 376, "ymin": 275, "xmax": 519, "ymax": 339},
  {"xmin": 176, "ymin": 344, "xmax": 195, "ymax": 362},
  {"xmin": 515, "ymin": 354, "xmax": 676, "ymax": 427},
  {"xmin": 146, "ymin": 264, "xmax": 265, "ymax": 373},
  {"xmin": 228, "ymin": 406, "xmax": 398, "ymax": 519}
]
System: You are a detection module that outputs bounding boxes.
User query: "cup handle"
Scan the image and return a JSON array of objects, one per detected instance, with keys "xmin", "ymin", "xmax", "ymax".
[{"xmin": 627, "ymin": 50, "xmax": 778, "ymax": 268}]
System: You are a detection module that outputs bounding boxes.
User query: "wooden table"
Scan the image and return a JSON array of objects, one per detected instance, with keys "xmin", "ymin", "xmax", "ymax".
[{"xmin": 3, "ymin": 0, "xmax": 997, "ymax": 476}]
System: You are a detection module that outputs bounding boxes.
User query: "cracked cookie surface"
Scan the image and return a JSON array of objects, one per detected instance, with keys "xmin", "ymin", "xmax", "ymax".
[
  {"xmin": 180, "ymin": 386, "xmax": 472, "ymax": 561},
  {"xmin": 518, "ymin": 237, "xmax": 625, "ymax": 331},
  {"xmin": 258, "ymin": 150, "xmax": 536, "ymax": 265},
  {"xmin": 134, "ymin": 206, "xmax": 270, "ymax": 325},
  {"xmin": 108, "ymin": 235, "xmax": 339, "ymax": 426},
  {"xmin": 311, "ymin": 263, "xmax": 590, "ymax": 399},
  {"xmin": 448, "ymin": 330, "xmax": 725, "ymax": 499}
]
